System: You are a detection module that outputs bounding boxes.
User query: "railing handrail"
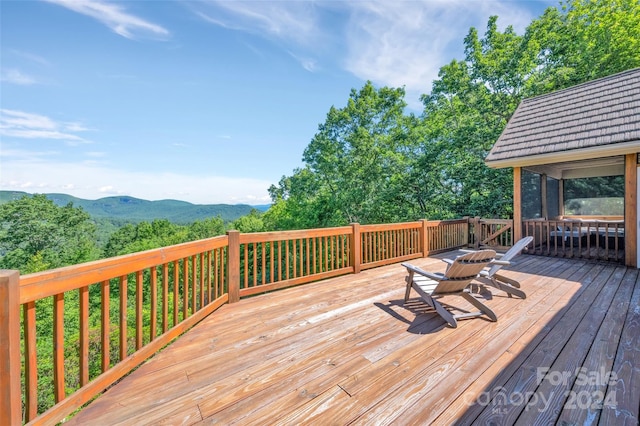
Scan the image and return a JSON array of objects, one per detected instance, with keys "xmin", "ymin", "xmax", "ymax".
[
  {"xmin": 19, "ymin": 235, "xmax": 229, "ymax": 304},
  {"xmin": 1, "ymin": 217, "xmax": 508, "ymax": 425}
]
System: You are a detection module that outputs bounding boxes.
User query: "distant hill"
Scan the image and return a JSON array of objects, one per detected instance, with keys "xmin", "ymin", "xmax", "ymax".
[{"xmin": 0, "ymin": 191, "xmax": 270, "ymax": 223}]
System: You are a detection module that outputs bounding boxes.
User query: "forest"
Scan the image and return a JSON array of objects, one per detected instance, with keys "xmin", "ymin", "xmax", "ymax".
[{"xmin": 1, "ymin": 0, "xmax": 639, "ymax": 413}]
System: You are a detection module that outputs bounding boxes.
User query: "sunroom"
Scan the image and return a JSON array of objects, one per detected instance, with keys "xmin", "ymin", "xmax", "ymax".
[{"xmin": 486, "ymin": 68, "xmax": 640, "ymax": 267}]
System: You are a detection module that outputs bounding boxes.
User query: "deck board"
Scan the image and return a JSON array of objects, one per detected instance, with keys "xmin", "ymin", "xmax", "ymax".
[{"xmin": 67, "ymin": 253, "xmax": 640, "ymax": 425}]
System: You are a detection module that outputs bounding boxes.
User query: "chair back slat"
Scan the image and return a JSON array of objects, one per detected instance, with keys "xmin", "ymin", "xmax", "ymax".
[
  {"xmin": 486, "ymin": 236, "xmax": 533, "ymax": 277},
  {"xmin": 436, "ymin": 250, "xmax": 496, "ymax": 294}
]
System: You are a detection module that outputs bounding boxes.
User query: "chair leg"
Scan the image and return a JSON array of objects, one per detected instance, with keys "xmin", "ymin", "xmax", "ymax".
[
  {"xmin": 460, "ymin": 292, "xmax": 497, "ymax": 322},
  {"xmin": 414, "ymin": 286, "xmax": 458, "ymax": 328},
  {"xmin": 490, "ymin": 279, "xmax": 526, "ymax": 299},
  {"xmin": 428, "ymin": 296, "xmax": 458, "ymax": 328},
  {"xmin": 493, "ymin": 273, "xmax": 521, "ymax": 288},
  {"xmin": 476, "ymin": 276, "xmax": 526, "ymax": 299},
  {"xmin": 404, "ymin": 272, "xmax": 414, "ymax": 302}
]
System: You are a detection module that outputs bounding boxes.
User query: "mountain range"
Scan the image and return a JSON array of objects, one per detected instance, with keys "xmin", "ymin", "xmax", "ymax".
[{"xmin": 0, "ymin": 191, "xmax": 269, "ymax": 223}]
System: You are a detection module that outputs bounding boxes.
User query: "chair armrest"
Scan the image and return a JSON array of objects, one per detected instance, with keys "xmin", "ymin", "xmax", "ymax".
[
  {"xmin": 442, "ymin": 258, "xmax": 455, "ymax": 265},
  {"xmin": 490, "ymin": 260, "xmax": 510, "ymax": 266},
  {"xmin": 401, "ymin": 263, "xmax": 445, "ymax": 281}
]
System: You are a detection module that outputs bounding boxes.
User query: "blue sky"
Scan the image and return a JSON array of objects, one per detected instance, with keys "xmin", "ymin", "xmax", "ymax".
[{"xmin": 1, "ymin": 0, "xmax": 552, "ymax": 205}]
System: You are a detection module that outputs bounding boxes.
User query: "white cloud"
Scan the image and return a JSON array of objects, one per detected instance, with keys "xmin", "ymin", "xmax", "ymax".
[
  {"xmin": 64, "ymin": 122, "xmax": 92, "ymax": 132},
  {"xmin": 1, "ymin": 69, "xmax": 38, "ymax": 85},
  {"xmin": 194, "ymin": 0, "xmax": 327, "ymax": 72},
  {"xmin": 195, "ymin": 1, "xmax": 321, "ymax": 45},
  {"xmin": 0, "ymin": 156, "xmax": 272, "ymax": 204},
  {"xmin": 9, "ymin": 50, "xmax": 51, "ymax": 66},
  {"xmin": 195, "ymin": 0, "xmax": 543, "ymax": 108},
  {"xmin": 0, "ymin": 109, "xmax": 91, "ymax": 144},
  {"xmin": 44, "ymin": 0, "xmax": 169, "ymax": 40},
  {"xmin": 341, "ymin": 1, "xmax": 540, "ymax": 108},
  {"xmin": 0, "ymin": 109, "xmax": 56, "ymax": 130}
]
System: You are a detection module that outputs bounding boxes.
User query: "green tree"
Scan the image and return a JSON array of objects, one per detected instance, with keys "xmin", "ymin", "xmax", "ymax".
[
  {"xmin": 104, "ymin": 219, "xmax": 188, "ymax": 256},
  {"xmin": 267, "ymin": 82, "xmax": 416, "ymax": 228},
  {"xmin": 188, "ymin": 216, "xmax": 226, "ymax": 240},
  {"xmin": 527, "ymin": 0, "xmax": 640, "ymax": 92},
  {"xmin": 232, "ymin": 209, "xmax": 265, "ymax": 233},
  {"xmin": 0, "ymin": 194, "xmax": 100, "ymax": 273},
  {"xmin": 414, "ymin": 16, "xmax": 533, "ymax": 218}
]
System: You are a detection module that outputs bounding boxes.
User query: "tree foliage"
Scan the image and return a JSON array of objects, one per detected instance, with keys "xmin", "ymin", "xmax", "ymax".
[
  {"xmin": 0, "ymin": 195, "xmax": 100, "ymax": 273},
  {"xmin": 266, "ymin": 0, "xmax": 640, "ymax": 229}
]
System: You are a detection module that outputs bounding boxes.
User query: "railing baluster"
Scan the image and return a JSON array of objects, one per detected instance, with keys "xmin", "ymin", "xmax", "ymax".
[
  {"xmin": 213, "ymin": 251, "xmax": 219, "ymax": 301},
  {"xmin": 135, "ymin": 271, "xmax": 143, "ymax": 350},
  {"xmin": 173, "ymin": 260, "xmax": 179, "ymax": 327},
  {"xmin": 286, "ymin": 239, "xmax": 291, "ymax": 279},
  {"xmin": 119, "ymin": 276, "xmax": 127, "ymax": 361},
  {"xmin": 101, "ymin": 280, "xmax": 110, "ymax": 372},
  {"xmin": 151, "ymin": 266, "xmax": 158, "ymax": 341},
  {"xmin": 183, "ymin": 258, "xmax": 189, "ymax": 320},
  {"xmin": 206, "ymin": 251, "xmax": 212, "ymax": 302},
  {"xmin": 53, "ymin": 292, "xmax": 65, "ymax": 402},
  {"xmin": 79, "ymin": 285, "xmax": 89, "ymax": 387},
  {"xmin": 24, "ymin": 301, "xmax": 38, "ymax": 420},
  {"xmin": 191, "ymin": 255, "xmax": 197, "ymax": 313},
  {"xmin": 199, "ymin": 253, "xmax": 205, "ymax": 309},
  {"xmin": 162, "ymin": 263, "xmax": 169, "ymax": 333},
  {"xmin": 262, "ymin": 242, "xmax": 267, "ymax": 285},
  {"xmin": 253, "ymin": 244, "xmax": 258, "ymax": 287},
  {"xmin": 243, "ymin": 244, "xmax": 249, "ymax": 290}
]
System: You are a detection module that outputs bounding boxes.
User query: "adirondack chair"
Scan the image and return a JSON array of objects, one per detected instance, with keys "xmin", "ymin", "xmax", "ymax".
[
  {"xmin": 402, "ymin": 249, "xmax": 498, "ymax": 328},
  {"xmin": 468, "ymin": 236, "xmax": 534, "ymax": 299}
]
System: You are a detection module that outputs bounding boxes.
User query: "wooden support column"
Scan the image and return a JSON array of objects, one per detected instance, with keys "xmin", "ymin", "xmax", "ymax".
[
  {"xmin": 624, "ymin": 154, "xmax": 637, "ymax": 267},
  {"xmin": 463, "ymin": 217, "xmax": 470, "ymax": 248},
  {"xmin": 559, "ymin": 179, "xmax": 565, "ymax": 217},
  {"xmin": 0, "ymin": 270, "xmax": 21, "ymax": 426},
  {"xmin": 350, "ymin": 223, "xmax": 361, "ymax": 274},
  {"xmin": 419, "ymin": 219, "xmax": 428, "ymax": 257},
  {"xmin": 227, "ymin": 230, "xmax": 241, "ymax": 302},
  {"xmin": 541, "ymin": 173, "xmax": 548, "ymax": 219},
  {"xmin": 513, "ymin": 167, "xmax": 522, "ymax": 242}
]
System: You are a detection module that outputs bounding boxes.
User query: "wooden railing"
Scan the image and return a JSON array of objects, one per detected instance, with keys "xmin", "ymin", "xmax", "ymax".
[
  {"xmin": 422, "ymin": 218, "xmax": 470, "ymax": 255},
  {"xmin": 0, "ymin": 218, "xmax": 506, "ymax": 424},
  {"xmin": 360, "ymin": 222, "xmax": 424, "ymax": 270},
  {"xmin": 469, "ymin": 217, "xmax": 514, "ymax": 251},
  {"xmin": 12, "ymin": 236, "xmax": 230, "ymax": 425},
  {"xmin": 237, "ymin": 227, "xmax": 354, "ymax": 298},
  {"xmin": 523, "ymin": 219, "xmax": 625, "ymax": 263}
]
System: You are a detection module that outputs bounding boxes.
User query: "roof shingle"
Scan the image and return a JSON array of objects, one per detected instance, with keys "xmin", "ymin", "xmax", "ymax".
[{"xmin": 486, "ymin": 68, "xmax": 640, "ymax": 166}]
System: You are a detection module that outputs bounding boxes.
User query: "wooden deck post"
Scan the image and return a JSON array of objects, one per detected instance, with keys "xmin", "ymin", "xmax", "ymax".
[
  {"xmin": 473, "ymin": 217, "xmax": 482, "ymax": 249},
  {"xmin": 420, "ymin": 219, "xmax": 429, "ymax": 257},
  {"xmin": 227, "ymin": 230, "xmax": 241, "ymax": 303},
  {"xmin": 462, "ymin": 217, "xmax": 470, "ymax": 248},
  {"xmin": 0, "ymin": 270, "xmax": 21, "ymax": 426},
  {"xmin": 513, "ymin": 167, "xmax": 523, "ymax": 242},
  {"xmin": 624, "ymin": 154, "xmax": 637, "ymax": 268},
  {"xmin": 541, "ymin": 173, "xmax": 548, "ymax": 219},
  {"xmin": 350, "ymin": 223, "xmax": 361, "ymax": 274}
]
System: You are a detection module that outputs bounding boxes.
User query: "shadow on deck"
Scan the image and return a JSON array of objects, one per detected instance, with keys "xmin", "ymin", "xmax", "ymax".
[{"xmin": 67, "ymin": 252, "xmax": 640, "ymax": 425}]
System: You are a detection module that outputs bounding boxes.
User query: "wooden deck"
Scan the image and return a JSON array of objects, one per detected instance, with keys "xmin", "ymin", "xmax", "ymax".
[{"xmin": 67, "ymin": 252, "xmax": 640, "ymax": 425}]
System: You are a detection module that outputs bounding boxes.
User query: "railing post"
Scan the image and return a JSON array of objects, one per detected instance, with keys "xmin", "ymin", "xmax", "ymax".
[
  {"xmin": 473, "ymin": 217, "xmax": 482, "ymax": 249},
  {"xmin": 0, "ymin": 270, "xmax": 21, "ymax": 426},
  {"xmin": 227, "ymin": 230, "xmax": 240, "ymax": 303},
  {"xmin": 420, "ymin": 219, "xmax": 429, "ymax": 257},
  {"xmin": 350, "ymin": 223, "xmax": 361, "ymax": 274},
  {"xmin": 463, "ymin": 216, "xmax": 470, "ymax": 248}
]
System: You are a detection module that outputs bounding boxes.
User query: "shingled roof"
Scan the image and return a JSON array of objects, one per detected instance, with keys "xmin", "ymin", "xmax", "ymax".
[{"xmin": 486, "ymin": 68, "xmax": 640, "ymax": 168}]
